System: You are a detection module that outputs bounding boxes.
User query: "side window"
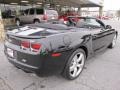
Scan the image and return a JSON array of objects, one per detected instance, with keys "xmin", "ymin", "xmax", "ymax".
[
  {"xmin": 24, "ymin": 9, "xmax": 29, "ymax": 15},
  {"xmin": 96, "ymin": 20, "xmax": 106, "ymax": 28},
  {"xmin": 36, "ymin": 9, "xmax": 44, "ymax": 14},
  {"xmin": 85, "ymin": 19, "xmax": 101, "ymax": 27},
  {"xmin": 29, "ymin": 9, "xmax": 35, "ymax": 15}
]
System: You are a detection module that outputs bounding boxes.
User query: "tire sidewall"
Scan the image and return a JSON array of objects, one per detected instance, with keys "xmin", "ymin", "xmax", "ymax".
[{"xmin": 63, "ymin": 49, "xmax": 86, "ymax": 80}]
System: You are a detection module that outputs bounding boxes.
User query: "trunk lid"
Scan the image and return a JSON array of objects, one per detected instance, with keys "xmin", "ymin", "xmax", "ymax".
[{"xmin": 7, "ymin": 24, "xmax": 71, "ymax": 38}]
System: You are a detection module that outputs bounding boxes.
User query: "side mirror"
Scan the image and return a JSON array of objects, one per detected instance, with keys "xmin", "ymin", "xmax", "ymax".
[{"xmin": 106, "ymin": 25, "xmax": 112, "ymax": 29}]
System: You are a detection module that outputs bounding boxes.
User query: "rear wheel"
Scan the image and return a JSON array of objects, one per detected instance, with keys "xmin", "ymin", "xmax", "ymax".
[
  {"xmin": 62, "ymin": 49, "xmax": 86, "ymax": 80},
  {"xmin": 108, "ymin": 34, "xmax": 117, "ymax": 48}
]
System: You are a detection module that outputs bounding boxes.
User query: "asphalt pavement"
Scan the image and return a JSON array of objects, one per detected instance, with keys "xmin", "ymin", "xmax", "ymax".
[{"xmin": 0, "ymin": 20, "xmax": 120, "ymax": 90}]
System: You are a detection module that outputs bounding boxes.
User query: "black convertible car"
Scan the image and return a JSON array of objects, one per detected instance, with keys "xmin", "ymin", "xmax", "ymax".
[{"xmin": 4, "ymin": 17, "xmax": 118, "ymax": 80}]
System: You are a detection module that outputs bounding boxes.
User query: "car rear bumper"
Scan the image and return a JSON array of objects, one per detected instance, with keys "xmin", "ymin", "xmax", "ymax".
[
  {"xmin": 8, "ymin": 57, "xmax": 39, "ymax": 73},
  {"xmin": 4, "ymin": 45, "xmax": 72, "ymax": 75}
]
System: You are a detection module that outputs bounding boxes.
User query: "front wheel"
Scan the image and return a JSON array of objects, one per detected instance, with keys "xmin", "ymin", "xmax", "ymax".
[{"xmin": 62, "ymin": 49, "xmax": 86, "ymax": 80}]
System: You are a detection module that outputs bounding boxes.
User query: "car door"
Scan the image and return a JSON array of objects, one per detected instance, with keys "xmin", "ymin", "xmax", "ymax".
[
  {"xmin": 102, "ymin": 29, "xmax": 116, "ymax": 46},
  {"xmin": 27, "ymin": 8, "xmax": 36, "ymax": 23},
  {"xmin": 19, "ymin": 9, "xmax": 29, "ymax": 23},
  {"xmin": 93, "ymin": 20, "xmax": 116, "ymax": 51},
  {"xmin": 92, "ymin": 29, "xmax": 106, "ymax": 52},
  {"xmin": 88, "ymin": 18, "xmax": 109, "ymax": 52}
]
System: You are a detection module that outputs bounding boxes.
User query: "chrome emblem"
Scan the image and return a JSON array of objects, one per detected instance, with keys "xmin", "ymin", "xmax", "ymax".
[{"xmin": 22, "ymin": 59, "xmax": 27, "ymax": 63}]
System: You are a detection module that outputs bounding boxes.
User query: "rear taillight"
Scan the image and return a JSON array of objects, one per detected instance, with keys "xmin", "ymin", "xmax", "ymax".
[
  {"xmin": 21, "ymin": 41, "xmax": 30, "ymax": 48},
  {"xmin": 31, "ymin": 43, "xmax": 41, "ymax": 52},
  {"xmin": 43, "ymin": 14, "xmax": 48, "ymax": 20},
  {"xmin": 21, "ymin": 41, "xmax": 41, "ymax": 52}
]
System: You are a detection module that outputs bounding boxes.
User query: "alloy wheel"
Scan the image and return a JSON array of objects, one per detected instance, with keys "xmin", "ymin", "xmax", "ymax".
[{"xmin": 69, "ymin": 52, "xmax": 85, "ymax": 78}]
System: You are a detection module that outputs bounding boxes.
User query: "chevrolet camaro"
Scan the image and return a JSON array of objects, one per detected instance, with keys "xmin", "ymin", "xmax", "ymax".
[{"xmin": 4, "ymin": 17, "xmax": 118, "ymax": 80}]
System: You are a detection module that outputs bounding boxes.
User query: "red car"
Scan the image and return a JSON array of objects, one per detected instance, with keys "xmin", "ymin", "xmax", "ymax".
[
  {"xmin": 59, "ymin": 13, "xmax": 80, "ymax": 24},
  {"xmin": 97, "ymin": 16, "xmax": 110, "ymax": 20}
]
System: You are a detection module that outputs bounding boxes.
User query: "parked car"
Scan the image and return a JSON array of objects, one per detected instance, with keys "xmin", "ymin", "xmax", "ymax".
[
  {"xmin": 59, "ymin": 12, "xmax": 80, "ymax": 24},
  {"xmin": 102, "ymin": 16, "xmax": 110, "ymax": 20},
  {"xmin": 15, "ymin": 8, "xmax": 58, "ymax": 26},
  {"xmin": 97, "ymin": 16, "xmax": 110, "ymax": 20},
  {"xmin": 4, "ymin": 17, "xmax": 118, "ymax": 80}
]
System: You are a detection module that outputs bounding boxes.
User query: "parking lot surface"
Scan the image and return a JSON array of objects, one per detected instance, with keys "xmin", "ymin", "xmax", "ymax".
[{"xmin": 0, "ymin": 20, "xmax": 120, "ymax": 90}]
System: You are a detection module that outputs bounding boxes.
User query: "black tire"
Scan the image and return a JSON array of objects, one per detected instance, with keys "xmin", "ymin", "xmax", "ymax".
[
  {"xmin": 62, "ymin": 49, "xmax": 86, "ymax": 80},
  {"xmin": 34, "ymin": 19, "xmax": 40, "ymax": 24},
  {"xmin": 108, "ymin": 34, "xmax": 117, "ymax": 49}
]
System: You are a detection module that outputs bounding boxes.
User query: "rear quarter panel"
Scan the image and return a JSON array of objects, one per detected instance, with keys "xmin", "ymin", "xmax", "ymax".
[{"xmin": 43, "ymin": 31, "xmax": 93, "ymax": 59}]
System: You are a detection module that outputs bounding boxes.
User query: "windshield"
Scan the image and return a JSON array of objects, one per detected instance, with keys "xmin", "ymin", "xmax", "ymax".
[
  {"xmin": 76, "ymin": 18, "xmax": 101, "ymax": 28},
  {"xmin": 67, "ymin": 17, "xmax": 102, "ymax": 28}
]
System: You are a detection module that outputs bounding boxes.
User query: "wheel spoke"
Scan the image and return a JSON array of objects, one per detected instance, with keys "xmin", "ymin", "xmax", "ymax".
[
  {"xmin": 76, "ymin": 67, "xmax": 82, "ymax": 76},
  {"xmin": 77, "ymin": 63, "xmax": 82, "ymax": 68},
  {"xmin": 70, "ymin": 65, "xmax": 75, "ymax": 72},
  {"xmin": 73, "ymin": 55, "xmax": 78, "ymax": 62},
  {"xmin": 72, "ymin": 67, "xmax": 77, "ymax": 77},
  {"xmin": 77, "ymin": 53, "xmax": 83, "ymax": 63}
]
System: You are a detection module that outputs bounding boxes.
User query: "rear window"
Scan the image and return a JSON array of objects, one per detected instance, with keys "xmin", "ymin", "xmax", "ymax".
[
  {"xmin": 46, "ymin": 10, "xmax": 58, "ymax": 15},
  {"xmin": 36, "ymin": 9, "xmax": 44, "ymax": 14}
]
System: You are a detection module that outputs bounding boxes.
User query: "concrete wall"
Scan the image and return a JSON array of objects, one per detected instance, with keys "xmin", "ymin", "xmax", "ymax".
[
  {"xmin": 90, "ymin": 0, "xmax": 104, "ymax": 6},
  {"xmin": 0, "ymin": 9, "xmax": 5, "ymax": 41}
]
